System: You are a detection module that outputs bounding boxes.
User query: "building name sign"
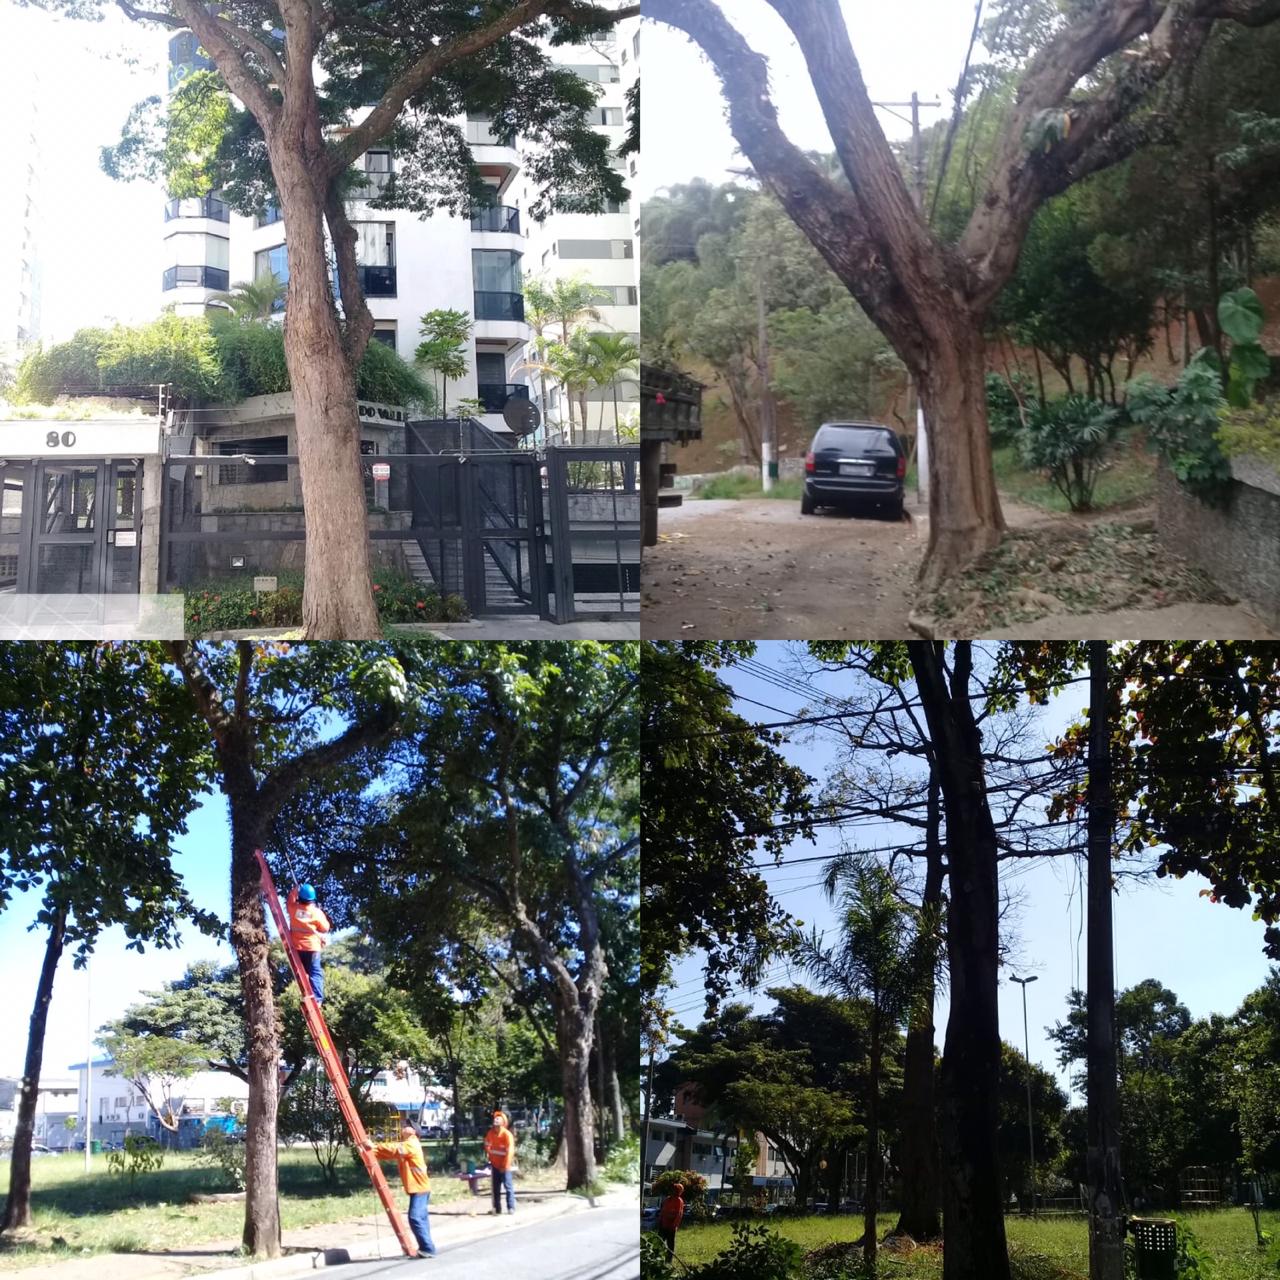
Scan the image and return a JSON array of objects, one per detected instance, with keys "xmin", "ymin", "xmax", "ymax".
[{"xmin": 0, "ymin": 422, "xmax": 164, "ymax": 459}]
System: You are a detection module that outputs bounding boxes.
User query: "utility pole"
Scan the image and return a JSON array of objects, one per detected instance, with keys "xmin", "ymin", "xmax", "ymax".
[
  {"xmin": 641, "ymin": 1045, "xmax": 655, "ymax": 1191},
  {"xmin": 1011, "ymin": 975, "xmax": 1038, "ymax": 1213},
  {"xmin": 83, "ymin": 960, "xmax": 92, "ymax": 1174},
  {"xmin": 871, "ymin": 93, "xmax": 940, "ymax": 500},
  {"xmin": 755, "ymin": 259, "xmax": 778, "ymax": 493},
  {"xmin": 1086, "ymin": 641, "xmax": 1125, "ymax": 1280}
]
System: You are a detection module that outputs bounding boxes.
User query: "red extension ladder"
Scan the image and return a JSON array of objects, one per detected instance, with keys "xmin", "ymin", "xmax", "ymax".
[{"xmin": 254, "ymin": 849, "xmax": 418, "ymax": 1258}]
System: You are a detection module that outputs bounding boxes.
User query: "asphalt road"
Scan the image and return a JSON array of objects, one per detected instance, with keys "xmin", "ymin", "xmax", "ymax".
[{"xmin": 330, "ymin": 1205, "xmax": 638, "ymax": 1280}]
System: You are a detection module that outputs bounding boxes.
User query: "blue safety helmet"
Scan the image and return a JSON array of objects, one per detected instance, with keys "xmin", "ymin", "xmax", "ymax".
[{"xmin": 298, "ymin": 883, "xmax": 317, "ymax": 902}]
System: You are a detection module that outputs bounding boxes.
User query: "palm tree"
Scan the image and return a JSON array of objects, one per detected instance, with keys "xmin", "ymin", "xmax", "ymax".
[
  {"xmin": 581, "ymin": 332, "xmax": 639, "ymax": 444},
  {"xmin": 541, "ymin": 332, "xmax": 596, "ymax": 445},
  {"xmin": 796, "ymin": 860, "xmax": 941, "ymax": 1276},
  {"xmin": 209, "ymin": 274, "xmax": 285, "ymax": 320},
  {"xmin": 524, "ymin": 275, "xmax": 610, "ymax": 443},
  {"xmin": 523, "ymin": 279, "xmax": 557, "ymax": 439}
]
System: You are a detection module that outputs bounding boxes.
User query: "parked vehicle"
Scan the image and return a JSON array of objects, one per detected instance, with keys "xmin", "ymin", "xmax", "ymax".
[
  {"xmin": 30, "ymin": 1144, "xmax": 56, "ymax": 1157},
  {"xmin": 801, "ymin": 422, "xmax": 906, "ymax": 519}
]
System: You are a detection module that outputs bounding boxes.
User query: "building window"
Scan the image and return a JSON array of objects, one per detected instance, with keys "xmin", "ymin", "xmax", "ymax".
[
  {"xmin": 355, "ymin": 222, "xmax": 396, "ymax": 267},
  {"xmin": 472, "ymin": 248, "xmax": 523, "ymax": 294},
  {"xmin": 256, "ymin": 202, "xmax": 282, "ymax": 228},
  {"xmin": 592, "ymin": 107, "xmax": 624, "ymax": 127},
  {"xmin": 217, "ymin": 436, "xmax": 289, "ymax": 486},
  {"xmin": 595, "ymin": 285, "xmax": 638, "ymax": 306},
  {"xmin": 254, "ymin": 243, "xmax": 289, "ymax": 290},
  {"xmin": 603, "ymin": 198, "xmax": 627, "ymax": 214},
  {"xmin": 566, "ymin": 64, "xmax": 620, "ymax": 83},
  {"xmin": 629, "ymin": 158, "xmax": 637, "ymax": 177},
  {"xmin": 372, "ymin": 322, "xmax": 397, "ymax": 350},
  {"xmin": 633, "ymin": 30, "xmax": 640, "ymax": 56},
  {"xmin": 360, "ymin": 150, "xmax": 392, "ymax": 195},
  {"xmin": 556, "ymin": 239, "xmax": 632, "ymax": 260},
  {"xmin": 620, "ymin": 48, "xmax": 627, "ymax": 65}
]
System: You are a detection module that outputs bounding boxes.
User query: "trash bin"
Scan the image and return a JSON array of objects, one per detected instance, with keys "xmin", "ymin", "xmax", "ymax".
[
  {"xmin": 1130, "ymin": 1217, "xmax": 1176, "ymax": 1280},
  {"xmin": 90, "ymin": 1140, "xmax": 102, "ymax": 1154}
]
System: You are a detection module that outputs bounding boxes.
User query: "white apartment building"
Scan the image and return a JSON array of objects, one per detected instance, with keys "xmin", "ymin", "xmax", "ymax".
[
  {"xmin": 520, "ymin": 17, "xmax": 641, "ymax": 443},
  {"xmin": 0, "ymin": 45, "xmax": 42, "ymax": 370},
  {"xmin": 158, "ymin": 26, "xmax": 637, "ymax": 442}
]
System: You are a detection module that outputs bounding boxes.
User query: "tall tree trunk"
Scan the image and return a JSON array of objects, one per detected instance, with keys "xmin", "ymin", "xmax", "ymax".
[
  {"xmin": 274, "ymin": 153, "xmax": 379, "ymax": 639},
  {"xmin": 228, "ymin": 801, "xmax": 282, "ymax": 1257},
  {"xmin": 1, "ymin": 908, "xmax": 66, "ymax": 1232},
  {"xmin": 894, "ymin": 772, "xmax": 944, "ymax": 1241},
  {"xmin": 1087, "ymin": 642, "xmax": 1125, "ymax": 1280},
  {"xmin": 593, "ymin": 1016, "xmax": 607, "ymax": 1158},
  {"xmin": 908, "ymin": 641, "xmax": 1011, "ymax": 1280},
  {"xmin": 556, "ymin": 1003, "xmax": 596, "ymax": 1190},
  {"xmin": 913, "ymin": 323, "xmax": 1005, "ymax": 591},
  {"xmin": 606, "ymin": 1041, "xmax": 626, "ymax": 1142},
  {"xmin": 864, "ymin": 1022, "xmax": 882, "ymax": 1273}
]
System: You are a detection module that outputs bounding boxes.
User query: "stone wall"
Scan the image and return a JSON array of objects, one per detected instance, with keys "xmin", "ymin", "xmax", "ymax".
[{"xmin": 1156, "ymin": 457, "xmax": 1280, "ymax": 627}]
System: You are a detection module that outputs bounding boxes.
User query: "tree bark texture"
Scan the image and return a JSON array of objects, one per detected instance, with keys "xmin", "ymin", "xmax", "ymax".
[
  {"xmin": 1, "ymin": 908, "xmax": 66, "ymax": 1232},
  {"xmin": 894, "ymin": 773, "xmax": 944, "ymax": 1241},
  {"xmin": 272, "ymin": 148, "xmax": 380, "ymax": 639},
  {"xmin": 908, "ymin": 642, "xmax": 1011, "ymax": 1280},
  {"xmin": 1087, "ymin": 642, "xmax": 1125, "ymax": 1280},
  {"xmin": 228, "ymin": 801, "xmax": 283, "ymax": 1257},
  {"xmin": 556, "ymin": 1005, "xmax": 596, "ymax": 1190},
  {"xmin": 864, "ymin": 1023, "xmax": 882, "ymax": 1272}
]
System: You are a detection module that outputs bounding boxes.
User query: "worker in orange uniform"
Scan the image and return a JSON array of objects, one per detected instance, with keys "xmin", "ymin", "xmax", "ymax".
[
  {"xmin": 657, "ymin": 1181, "xmax": 685, "ymax": 1257},
  {"xmin": 484, "ymin": 1110, "xmax": 517, "ymax": 1214},
  {"xmin": 286, "ymin": 883, "xmax": 330, "ymax": 1004},
  {"xmin": 360, "ymin": 1124, "xmax": 436, "ymax": 1258}
]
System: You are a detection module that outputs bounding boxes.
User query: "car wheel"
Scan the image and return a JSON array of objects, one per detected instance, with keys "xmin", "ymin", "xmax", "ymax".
[
  {"xmin": 800, "ymin": 492, "xmax": 815, "ymax": 515},
  {"xmin": 887, "ymin": 497, "xmax": 905, "ymax": 521}
]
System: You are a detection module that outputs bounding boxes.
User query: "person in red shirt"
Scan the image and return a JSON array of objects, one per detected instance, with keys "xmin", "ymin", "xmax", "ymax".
[
  {"xmin": 657, "ymin": 1182, "xmax": 685, "ymax": 1257},
  {"xmin": 286, "ymin": 883, "xmax": 330, "ymax": 1003},
  {"xmin": 483, "ymin": 1110, "xmax": 517, "ymax": 1214}
]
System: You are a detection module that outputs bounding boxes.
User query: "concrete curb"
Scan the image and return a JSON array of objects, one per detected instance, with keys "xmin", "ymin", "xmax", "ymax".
[{"xmin": 188, "ymin": 1189, "xmax": 635, "ymax": 1280}]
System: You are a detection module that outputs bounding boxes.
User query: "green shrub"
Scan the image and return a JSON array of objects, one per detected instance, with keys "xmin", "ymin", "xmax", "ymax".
[
  {"xmin": 11, "ymin": 315, "xmax": 434, "ymax": 409},
  {"xmin": 1218, "ymin": 398, "xmax": 1280, "ymax": 470},
  {"xmin": 986, "ymin": 371, "xmax": 1037, "ymax": 448},
  {"xmin": 603, "ymin": 1134, "xmax": 641, "ymax": 1185},
  {"xmin": 195, "ymin": 1127, "xmax": 247, "ymax": 1192},
  {"xmin": 181, "ymin": 568, "xmax": 466, "ymax": 634},
  {"xmin": 652, "ymin": 1168, "xmax": 708, "ymax": 1203},
  {"xmin": 105, "ymin": 1134, "xmax": 164, "ymax": 1189},
  {"xmin": 1018, "ymin": 394, "xmax": 1120, "ymax": 511},
  {"xmin": 1127, "ymin": 354, "xmax": 1233, "ymax": 504},
  {"xmin": 701, "ymin": 1222, "xmax": 804, "ymax": 1280},
  {"xmin": 640, "ymin": 1231, "xmax": 678, "ymax": 1279}
]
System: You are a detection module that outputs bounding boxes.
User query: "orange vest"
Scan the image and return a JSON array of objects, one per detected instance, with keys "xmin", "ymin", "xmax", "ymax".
[
  {"xmin": 658, "ymin": 1195, "xmax": 685, "ymax": 1231},
  {"xmin": 371, "ymin": 1135, "xmax": 430, "ymax": 1194},
  {"xmin": 484, "ymin": 1125, "xmax": 515, "ymax": 1171},
  {"xmin": 286, "ymin": 888, "xmax": 331, "ymax": 952}
]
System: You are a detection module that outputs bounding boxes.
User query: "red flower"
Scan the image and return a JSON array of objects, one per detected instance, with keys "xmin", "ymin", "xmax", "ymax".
[
  {"xmin": 373, "ymin": 584, "xmax": 382, "ymax": 592},
  {"xmin": 416, "ymin": 600, "xmax": 425, "ymax": 609}
]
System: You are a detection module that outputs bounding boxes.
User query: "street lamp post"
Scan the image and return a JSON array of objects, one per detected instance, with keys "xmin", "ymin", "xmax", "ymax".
[{"xmin": 1011, "ymin": 975, "xmax": 1039, "ymax": 1214}]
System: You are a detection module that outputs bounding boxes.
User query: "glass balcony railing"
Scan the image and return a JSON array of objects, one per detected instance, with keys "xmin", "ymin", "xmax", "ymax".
[
  {"xmin": 470, "ymin": 205, "xmax": 521, "ymax": 235},
  {"xmin": 164, "ymin": 195, "xmax": 230, "ymax": 222},
  {"xmin": 473, "ymin": 291, "xmax": 525, "ymax": 323},
  {"xmin": 361, "ymin": 265, "xmax": 396, "ymax": 296},
  {"xmin": 464, "ymin": 120, "xmax": 516, "ymax": 148},
  {"xmin": 162, "ymin": 264, "xmax": 230, "ymax": 291},
  {"xmin": 476, "ymin": 383, "xmax": 531, "ymax": 414}
]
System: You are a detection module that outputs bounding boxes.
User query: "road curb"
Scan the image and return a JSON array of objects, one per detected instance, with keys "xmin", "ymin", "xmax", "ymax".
[{"xmin": 187, "ymin": 1189, "xmax": 629, "ymax": 1280}]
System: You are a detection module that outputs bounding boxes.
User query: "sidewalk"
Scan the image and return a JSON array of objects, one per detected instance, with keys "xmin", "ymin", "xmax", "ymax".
[{"xmin": 5, "ymin": 1185, "xmax": 639, "ymax": 1280}]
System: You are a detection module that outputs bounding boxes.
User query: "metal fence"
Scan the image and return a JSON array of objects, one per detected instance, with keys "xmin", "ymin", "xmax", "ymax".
[{"xmin": 157, "ymin": 443, "xmax": 638, "ymax": 623}]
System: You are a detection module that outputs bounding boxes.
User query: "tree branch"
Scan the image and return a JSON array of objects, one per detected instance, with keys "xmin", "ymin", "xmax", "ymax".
[
  {"xmin": 169, "ymin": 0, "xmax": 281, "ymax": 130},
  {"xmin": 325, "ymin": 189, "xmax": 373, "ymax": 369},
  {"xmin": 647, "ymin": 0, "xmax": 929, "ymax": 367}
]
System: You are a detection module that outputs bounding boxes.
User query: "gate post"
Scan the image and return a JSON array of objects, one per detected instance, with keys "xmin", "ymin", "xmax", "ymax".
[
  {"xmin": 526, "ymin": 457, "xmax": 551, "ymax": 620},
  {"xmin": 545, "ymin": 447, "xmax": 575, "ymax": 624},
  {"xmin": 458, "ymin": 458, "xmax": 485, "ymax": 615}
]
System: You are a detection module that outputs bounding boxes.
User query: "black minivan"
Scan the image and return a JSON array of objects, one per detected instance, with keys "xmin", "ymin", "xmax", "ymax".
[{"xmin": 801, "ymin": 421, "xmax": 906, "ymax": 519}]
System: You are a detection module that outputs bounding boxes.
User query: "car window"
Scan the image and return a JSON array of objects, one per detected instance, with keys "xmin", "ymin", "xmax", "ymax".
[{"xmin": 813, "ymin": 426, "xmax": 896, "ymax": 454}]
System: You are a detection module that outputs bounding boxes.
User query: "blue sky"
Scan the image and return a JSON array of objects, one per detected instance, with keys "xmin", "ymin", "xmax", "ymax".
[
  {"xmin": 0, "ymin": 793, "xmax": 238, "ymax": 1080},
  {"xmin": 662, "ymin": 643, "xmax": 1274, "ymax": 1103}
]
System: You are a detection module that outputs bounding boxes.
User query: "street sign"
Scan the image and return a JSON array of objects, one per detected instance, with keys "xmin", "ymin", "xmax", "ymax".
[{"xmin": 371, "ymin": 462, "xmax": 391, "ymax": 481}]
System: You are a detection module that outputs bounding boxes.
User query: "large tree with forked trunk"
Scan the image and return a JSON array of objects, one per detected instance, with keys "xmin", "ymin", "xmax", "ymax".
[
  {"xmin": 31, "ymin": 0, "xmax": 637, "ymax": 637},
  {"xmin": 648, "ymin": 0, "xmax": 1280, "ymax": 590}
]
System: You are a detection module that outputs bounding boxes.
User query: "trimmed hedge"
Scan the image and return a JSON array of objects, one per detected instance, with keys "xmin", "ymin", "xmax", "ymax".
[{"xmin": 181, "ymin": 568, "xmax": 466, "ymax": 635}]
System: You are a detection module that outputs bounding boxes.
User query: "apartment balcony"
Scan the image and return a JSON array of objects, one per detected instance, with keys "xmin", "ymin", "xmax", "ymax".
[
  {"xmin": 162, "ymin": 264, "xmax": 230, "ymax": 291},
  {"xmin": 164, "ymin": 194, "xmax": 230, "ymax": 222},
  {"xmin": 473, "ymin": 291, "xmax": 525, "ymax": 323},
  {"xmin": 476, "ymin": 382, "xmax": 530, "ymax": 414},
  {"xmin": 470, "ymin": 205, "xmax": 521, "ymax": 235},
  {"xmin": 335, "ymin": 265, "xmax": 397, "ymax": 299}
]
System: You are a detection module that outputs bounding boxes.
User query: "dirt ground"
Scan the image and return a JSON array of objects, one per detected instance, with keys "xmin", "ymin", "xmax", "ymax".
[
  {"xmin": 642, "ymin": 494, "xmax": 1277, "ymax": 639},
  {"xmin": 641, "ymin": 497, "xmax": 923, "ymax": 639}
]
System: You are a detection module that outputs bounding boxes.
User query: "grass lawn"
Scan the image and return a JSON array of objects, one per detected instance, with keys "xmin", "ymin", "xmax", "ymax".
[
  {"xmin": 0, "ymin": 1141, "xmax": 518, "ymax": 1271},
  {"xmin": 991, "ymin": 432, "xmax": 1156, "ymax": 515},
  {"xmin": 670, "ymin": 1209, "xmax": 1280, "ymax": 1279},
  {"xmin": 692, "ymin": 473, "xmax": 806, "ymax": 501}
]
